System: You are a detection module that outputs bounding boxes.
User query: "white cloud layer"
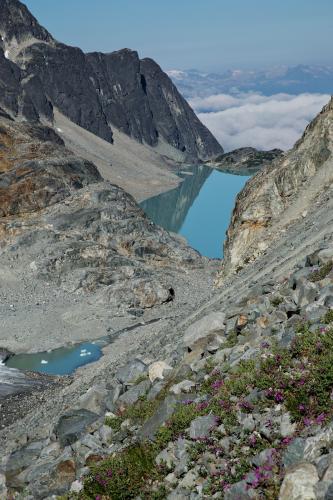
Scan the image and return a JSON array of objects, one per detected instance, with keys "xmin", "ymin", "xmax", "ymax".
[{"xmin": 190, "ymin": 92, "xmax": 330, "ymax": 152}]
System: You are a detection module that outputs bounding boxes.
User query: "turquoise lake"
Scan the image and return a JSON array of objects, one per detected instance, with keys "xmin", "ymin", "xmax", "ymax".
[
  {"xmin": 141, "ymin": 166, "xmax": 250, "ymax": 258},
  {"xmin": 5, "ymin": 166, "xmax": 249, "ymax": 376}
]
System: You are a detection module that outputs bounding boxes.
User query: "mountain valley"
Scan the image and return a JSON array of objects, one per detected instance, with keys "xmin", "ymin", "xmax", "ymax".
[{"xmin": 0, "ymin": 1, "xmax": 332, "ymax": 499}]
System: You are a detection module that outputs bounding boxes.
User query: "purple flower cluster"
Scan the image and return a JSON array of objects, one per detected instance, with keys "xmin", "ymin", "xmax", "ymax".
[
  {"xmin": 249, "ymin": 434, "xmax": 257, "ymax": 447},
  {"xmin": 281, "ymin": 436, "xmax": 293, "ymax": 446},
  {"xmin": 303, "ymin": 412, "xmax": 326, "ymax": 427},
  {"xmin": 246, "ymin": 466, "xmax": 272, "ymax": 489},
  {"xmin": 246, "ymin": 451, "xmax": 277, "ymax": 490},
  {"xmin": 196, "ymin": 401, "xmax": 209, "ymax": 411},
  {"xmin": 265, "ymin": 387, "xmax": 284, "ymax": 403},
  {"xmin": 95, "ymin": 475, "xmax": 107, "ymax": 487},
  {"xmin": 239, "ymin": 400, "xmax": 254, "ymax": 411},
  {"xmin": 211, "ymin": 379, "xmax": 224, "ymax": 391}
]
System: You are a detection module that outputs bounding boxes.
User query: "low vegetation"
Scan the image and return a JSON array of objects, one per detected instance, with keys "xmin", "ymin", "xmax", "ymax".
[
  {"xmin": 309, "ymin": 260, "xmax": 333, "ymax": 282},
  {"xmin": 68, "ymin": 315, "xmax": 333, "ymax": 499}
]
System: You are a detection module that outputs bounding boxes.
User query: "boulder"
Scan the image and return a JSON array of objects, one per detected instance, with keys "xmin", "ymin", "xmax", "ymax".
[
  {"xmin": 105, "ymin": 384, "xmax": 123, "ymax": 412},
  {"xmin": 54, "ymin": 409, "xmax": 99, "ymax": 447},
  {"xmin": 304, "ymin": 424, "xmax": 333, "ymax": 462},
  {"xmin": 279, "ymin": 462, "xmax": 319, "ymax": 500},
  {"xmin": 189, "ymin": 415, "xmax": 217, "ymax": 440},
  {"xmin": 292, "ymin": 280, "xmax": 318, "ymax": 308},
  {"xmin": 156, "ymin": 444, "xmax": 176, "ymax": 469},
  {"xmin": 147, "ymin": 380, "xmax": 167, "ymax": 400},
  {"xmin": 170, "ymin": 380, "xmax": 196, "ymax": 395},
  {"xmin": 21, "ymin": 450, "xmax": 76, "ymax": 498},
  {"xmin": 70, "ymin": 480, "xmax": 84, "ymax": 493},
  {"xmin": 315, "ymin": 480, "xmax": 333, "ymax": 499},
  {"xmin": 178, "ymin": 468, "xmax": 198, "ymax": 489},
  {"xmin": 280, "ymin": 412, "xmax": 297, "ymax": 438},
  {"xmin": 183, "ymin": 312, "xmax": 226, "ymax": 351},
  {"xmin": 76, "ymin": 384, "xmax": 108, "ymax": 414},
  {"xmin": 98, "ymin": 425, "xmax": 113, "ymax": 445},
  {"xmin": 282, "ymin": 438, "xmax": 306, "ymax": 467},
  {"xmin": 116, "ymin": 379, "xmax": 151, "ymax": 407},
  {"xmin": 116, "ymin": 359, "xmax": 147, "ymax": 385},
  {"xmin": 140, "ymin": 394, "xmax": 196, "ymax": 440},
  {"xmin": 304, "ymin": 303, "xmax": 327, "ymax": 322},
  {"xmin": 4, "ymin": 441, "xmax": 45, "ymax": 478},
  {"xmin": 306, "ymin": 248, "xmax": 333, "ymax": 267},
  {"xmin": 148, "ymin": 361, "xmax": 172, "ymax": 383},
  {"xmin": 224, "ymin": 480, "xmax": 254, "ymax": 499}
]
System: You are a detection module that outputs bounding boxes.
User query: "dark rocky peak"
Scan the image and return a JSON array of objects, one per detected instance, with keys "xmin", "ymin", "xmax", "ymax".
[
  {"xmin": 0, "ymin": 0, "xmax": 223, "ymax": 161},
  {"xmin": 140, "ymin": 57, "xmax": 224, "ymax": 159},
  {"xmin": 0, "ymin": 0, "xmax": 53, "ymax": 47}
]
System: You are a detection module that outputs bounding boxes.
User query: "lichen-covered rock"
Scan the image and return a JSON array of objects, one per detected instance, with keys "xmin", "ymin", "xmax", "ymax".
[
  {"xmin": 149, "ymin": 361, "xmax": 173, "ymax": 383},
  {"xmin": 279, "ymin": 463, "xmax": 319, "ymax": 500}
]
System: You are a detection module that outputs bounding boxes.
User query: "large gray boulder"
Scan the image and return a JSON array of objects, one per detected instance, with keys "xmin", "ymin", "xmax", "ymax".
[
  {"xmin": 183, "ymin": 312, "xmax": 226, "ymax": 351},
  {"xmin": 116, "ymin": 359, "xmax": 148, "ymax": 385},
  {"xmin": 54, "ymin": 409, "xmax": 99, "ymax": 447}
]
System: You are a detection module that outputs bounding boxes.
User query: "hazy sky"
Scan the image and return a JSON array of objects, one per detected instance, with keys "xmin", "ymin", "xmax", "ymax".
[{"xmin": 24, "ymin": 0, "xmax": 333, "ymax": 72}]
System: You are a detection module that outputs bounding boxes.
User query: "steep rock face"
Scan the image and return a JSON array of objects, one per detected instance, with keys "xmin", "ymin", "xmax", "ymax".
[
  {"xmin": 86, "ymin": 50, "xmax": 158, "ymax": 146},
  {"xmin": 140, "ymin": 57, "xmax": 222, "ymax": 160},
  {"xmin": 0, "ymin": 48, "xmax": 52, "ymax": 122},
  {"xmin": 0, "ymin": 0, "xmax": 223, "ymax": 161},
  {"xmin": 20, "ymin": 41, "xmax": 113, "ymax": 142},
  {"xmin": 222, "ymin": 97, "xmax": 333, "ymax": 276}
]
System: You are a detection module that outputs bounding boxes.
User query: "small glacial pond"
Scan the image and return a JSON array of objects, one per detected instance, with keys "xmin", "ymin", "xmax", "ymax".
[
  {"xmin": 6, "ymin": 341, "xmax": 103, "ymax": 375},
  {"xmin": 141, "ymin": 165, "xmax": 250, "ymax": 258}
]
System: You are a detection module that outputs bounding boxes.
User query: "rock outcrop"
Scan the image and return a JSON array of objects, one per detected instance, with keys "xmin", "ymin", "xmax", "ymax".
[
  {"xmin": 0, "ymin": 116, "xmax": 204, "ymax": 313},
  {"xmin": 0, "ymin": 0, "xmax": 223, "ymax": 162},
  {"xmin": 222, "ymin": 96, "xmax": 333, "ymax": 276},
  {"xmin": 207, "ymin": 147, "xmax": 284, "ymax": 176}
]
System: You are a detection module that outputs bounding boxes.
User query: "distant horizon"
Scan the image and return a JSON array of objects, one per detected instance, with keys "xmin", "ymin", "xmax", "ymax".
[
  {"xmin": 167, "ymin": 63, "xmax": 333, "ymax": 75},
  {"xmin": 23, "ymin": 0, "xmax": 333, "ymax": 72}
]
